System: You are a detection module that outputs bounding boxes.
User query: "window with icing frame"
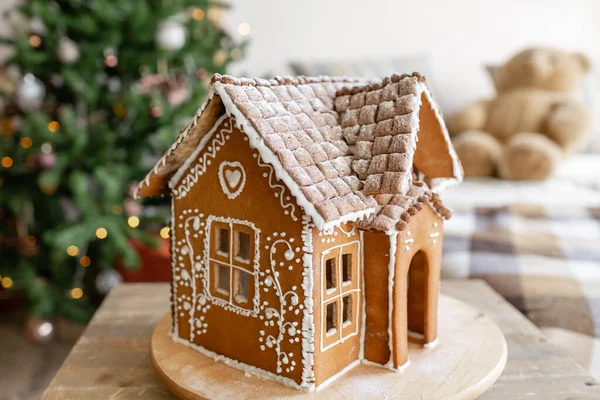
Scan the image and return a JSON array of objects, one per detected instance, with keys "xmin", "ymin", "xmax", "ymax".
[
  {"xmin": 207, "ymin": 217, "xmax": 260, "ymax": 315},
  {"xmin": 320, "ymin": 241, "xmax": 361, "ymax": 351}
]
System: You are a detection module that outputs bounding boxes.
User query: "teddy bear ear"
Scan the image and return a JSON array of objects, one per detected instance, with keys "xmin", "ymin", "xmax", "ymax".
[{"xmin": 574, "ymin": 52, "xmax": 592, "ymax": 73}]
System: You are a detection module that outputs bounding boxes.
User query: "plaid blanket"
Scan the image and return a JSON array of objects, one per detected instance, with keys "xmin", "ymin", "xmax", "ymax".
[{"xmin": 442, "ymin": 204, "xmax": 600, "ymax": 379}]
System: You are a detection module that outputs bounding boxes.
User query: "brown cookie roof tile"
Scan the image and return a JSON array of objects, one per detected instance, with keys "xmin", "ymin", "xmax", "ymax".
[{"xmin": 136, "ymin": 73, "xmax": 461, "ymax": 231}]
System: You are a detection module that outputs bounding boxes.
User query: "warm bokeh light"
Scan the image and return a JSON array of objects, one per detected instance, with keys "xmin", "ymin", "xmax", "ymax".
[
  {"xmin": 2, "ymin": 157, "xmax": 13, "ymax": 168},
  {"xmin": 238, "ymin": 22, "xmax": 251, "ymax": 36},
  {"xmin": 41, "ymin": 143, "xmax": 52, "ymax": 154},
  {"xmin": 1, "ymin": 276, "xmax": 14, "ymax": 289},
  {"xmin": 127, "ymin": 216, "xmax": 140, "ymax": 228},
  {"xmin": 29, "ymin": 34, "xmax": 41, "ymax": 47},
  {"xmin": 20, "ymin": 137, "xmax": 33, "ymax": 148},
  {"xmin": 230, "ymin": 48, "xmax": 243, "ymax": 61},
  {"xmin": 70, "ymin": 287, "xmax": 83, "ymax": 299},
  {"xmin": 192, "ymin": 8, "xmax": 205, "ymax": 20},
  {"xmin": 160, "ymin": 227, "xmax": 170, "ymax": 239},
  {"xmin": 96, "ymin": 227, "xmax": 108, "ymax": 239},
  {"xmin": 48, "ymin": 121, "xmax": 60, "ymax": 132},
  {"xmin": 114, "ymin": 103, "xmax": 127, "ymax": 117},
  {"xmin": 25, "ymin": 235, "xmax": 37, "ymax": 246},
  {"xmin": 105, "ymin": 55, "xmax": 118, "ymax": 67},
  {"xmin": 80, "ymin": 256, "xmax": 91, "ymax": 267},
  {"xmin": 66, "ymin": 245, "xmax": 79, "ymax": 257}
]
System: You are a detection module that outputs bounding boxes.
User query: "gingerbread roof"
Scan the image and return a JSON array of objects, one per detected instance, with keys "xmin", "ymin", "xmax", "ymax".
[{"xmin": 135, "ymin": 73, "xmax": 462, "ymax": 232}]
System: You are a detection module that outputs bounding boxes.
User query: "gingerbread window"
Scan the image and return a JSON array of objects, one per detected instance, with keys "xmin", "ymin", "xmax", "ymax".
[
  {"xmin": 206, "ymin": 216, "xmax": 260, "ymax": 316},
  {"xmin": 321, "ymin": 241, "xmax": 361, "ymax": 351}
]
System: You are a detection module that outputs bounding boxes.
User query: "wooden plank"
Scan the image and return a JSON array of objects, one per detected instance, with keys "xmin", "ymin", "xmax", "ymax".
[{"xmin": 40, "ymin": 281, "xmax": 600, "ymax": 399}]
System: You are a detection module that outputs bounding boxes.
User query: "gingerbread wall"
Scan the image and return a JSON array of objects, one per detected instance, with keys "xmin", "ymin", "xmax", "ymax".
[
  {"xmin": 363, "ymin": 204, "xmax": 443, "ymax": 368},
  {"xmin": 311, "ymin": 223, "xmax": 363, "ymax": 387},
  {"xmin": 170, "ymin": 116, "xmax": 313, "ymax": 387}
]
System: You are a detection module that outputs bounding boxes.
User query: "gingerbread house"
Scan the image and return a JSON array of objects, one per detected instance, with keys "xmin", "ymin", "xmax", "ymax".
[{"xmin": 136, "ymin": 72, "xmax": 463, "ymax": 392}]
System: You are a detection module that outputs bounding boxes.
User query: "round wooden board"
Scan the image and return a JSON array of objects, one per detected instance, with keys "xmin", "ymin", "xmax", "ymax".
[{"xmin": 150, "ymin": 294, "xmax": 507, "ymax": 400}]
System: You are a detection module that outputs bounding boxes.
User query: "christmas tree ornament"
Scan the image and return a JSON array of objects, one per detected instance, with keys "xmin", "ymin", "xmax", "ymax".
[
  {"xmin": 16, "ymin": 73, "xmax": 45, "ymax": 110},
  {"xmin": 196, "ymin": 68, "xmax": 207, "ymax": 79},
  {"xmin": 124, "ymin": 198, "xmax": 142, "ymax": 217},
  {"xmin": 38, "ymin": 151, "xmax": 56, "ymax": 169},
  {"xmin": 29, "ymin": 17, "xmax": 46, "ymax": 34},
  {"xmin": 155, "ymin": 19, "xmax": 186, "ymax": 51},
  {"xmin": 103, "ymin": 48, "xmax": 118, "ymax": 68},
  {"xmin": 150, "ymin": 105, "xmax": 163, "ymax": 118},
  {"xmin": 57, "ymin": 37, "xmax": 80, "ymax": 64},
  {"xmin": 95, "ymin": 269, "xmax": 123, "ymax": 295},
  {"xmin": 24, "ymin": 314, "xmax": 55, "ymax": 344},
  {"xmin": 107, "ymin": 77, "xmax": 122, "ymax": 93}
]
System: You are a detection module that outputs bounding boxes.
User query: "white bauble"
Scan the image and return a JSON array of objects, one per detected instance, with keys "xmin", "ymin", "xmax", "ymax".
[
  {"xmin": 155, "ymin": 20, "xmax": 186, "ymax": 51},
  {"xmin": 95, "ymin": 269, "xmax": 123, "ymax": 295},
  {"xmin": 57, "ymin": 38, "xmax": 80, "ymax": 64},
  {"xmin": 16, "ymin": 74, "xmax": 45, "ymax": 110}
]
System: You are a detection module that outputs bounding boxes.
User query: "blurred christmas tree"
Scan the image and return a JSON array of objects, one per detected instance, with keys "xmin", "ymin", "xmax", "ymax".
[{"xmin": 0, "ymin": 1, "xmax": 245, "ymax": 325}]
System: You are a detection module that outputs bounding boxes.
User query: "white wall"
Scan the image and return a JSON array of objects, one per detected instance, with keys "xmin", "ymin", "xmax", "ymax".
[{"xmin": 224, "ymin": 0, "xmax": 600, "ymax": 112}]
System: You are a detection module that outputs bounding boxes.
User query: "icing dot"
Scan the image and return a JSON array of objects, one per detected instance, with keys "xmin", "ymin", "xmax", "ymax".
[
  {"xmin": 284, "ymin": 249, "xmax": 294, "ymax": 260},
  {"xmin": 273, "ymin": 232, "xmax": 278, "ymax": 237},
  {"xmin": 263, "ymin": 173, "xmax": 268, "ymax": 178}
]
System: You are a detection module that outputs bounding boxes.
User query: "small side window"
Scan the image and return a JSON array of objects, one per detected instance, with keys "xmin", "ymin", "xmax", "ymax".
[
  {"xmin": 325, "ymin": 258, "xmax": 336, "ymax": 291},
  {"xmin": 216, "ymin": 264, "xmax": 230, "ymax": 295},
  {"xmin": 342, "ymin": 295, "xmax": 352, "ymax": 326},
  {"xmin": 326, "ymin": 302, "xmax": 337, "ymax": 336},
  {"xmin": 342, "ymin": 253, "xmax": 352, "ymax": 284},
  {"xmin": 236, "ymin": 231, "xmax": 251, "ymax": 261},
  {"xmin": 218, "ymin": 228, "xmax": 229, "ymax": 255},
  {"xmin": 234, "ymin": 270, "xmax": 251, "ymax": 303}
]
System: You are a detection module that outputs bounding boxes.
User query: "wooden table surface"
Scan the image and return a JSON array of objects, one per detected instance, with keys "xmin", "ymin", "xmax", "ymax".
[{"xmin": 41, "ymin": 280, "xmax": 600, "ymax": 400}]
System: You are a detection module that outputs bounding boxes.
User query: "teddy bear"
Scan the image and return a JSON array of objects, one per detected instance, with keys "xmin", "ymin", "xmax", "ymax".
[{"xmin": 447, "ymin": 48, "xmax": 592, "ymax": 180}]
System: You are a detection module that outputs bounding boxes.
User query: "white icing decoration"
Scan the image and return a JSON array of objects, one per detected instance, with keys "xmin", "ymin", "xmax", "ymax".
[
  {"xmin": 256, "ymin": 155, "xmax": 299, "ymax": 222},
  {"xmin": 386, "ymin": 233, "xmax": 398, "ymax": 369},
  {"xmin": 218, "ymin": 161, "xmax": 246, "ymax": 199},
  {"xmin": 171, "ymin": 116, "xmax": 234, "ymax": 199},
  {"xmin": 169, "ymin": 331, "xmax": 303, "ymax": 390},
  {"xmin": 259, "ymin": 234, "xmax": 302, "ymax": 375},
  {"xmin": 203, "ymin": 215, "xmax": 261, "ymax": 317},
  {"xmin": 300, "ymin": 215, "xmax": 316, "ymax": 390}
]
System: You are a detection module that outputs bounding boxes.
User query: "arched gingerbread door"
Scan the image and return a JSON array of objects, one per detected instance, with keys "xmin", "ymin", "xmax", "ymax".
[{"xmin": 407, "ymin": 250, "xmax": 428, "ymax": 336}]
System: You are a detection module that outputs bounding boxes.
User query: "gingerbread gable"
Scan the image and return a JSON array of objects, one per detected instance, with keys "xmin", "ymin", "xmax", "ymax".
[{"xmin": 135, "ymin": 73, "xmax": 462, "ymax": 233}]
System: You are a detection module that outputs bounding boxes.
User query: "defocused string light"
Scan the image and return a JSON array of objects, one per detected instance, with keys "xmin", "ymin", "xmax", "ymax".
[
  {"xmin": 70, "ymin": 287, "xmax": 83, "ymax": 299},
  {"xmin": 96, "ymin": 227, "xmax": 108, "ymax": 239},
  {"xmin": 160, "ymin": 227, "xmax": 170, "ymax": 239},
  {"xmin": 80, "ymin": 256, "xmax": 91, "ymax": 267},
  {"xmin": 1, "ymin": 276, "xmax": 14, "ymax": 289},
  {"xmin": 66, "ymin": 245, "xmax": 79, "ymax": 256},
  {"xmin": 41, "ymin": 143, "xmax": 52, "ymax": 154},
  {"xmin": 29, "ymin": 34, "xmax": 41, "ymax": 48},
  {"xmin": 48, "ymin": 121, "xmax": 60, "ymax": 132},
  {"xmin": 238, "ymin": 22, "xmax": 251, "ymax": 36},
  {"xmin": 128, "ymin": 216, "xmax": 140, "ymax": 228},
  {"xmin": 1, "ymin": 157, "xmax": 13, "ymax": 168},
  {"xmin": 192, "ymin": 8, "xmax": 205, "ymax": 20},
  {"xmin": 20, "ymin": 137, "xmax": 33, "ymax": 148},
  {"xmin": 25, "ymin": 235, "xmax": 37, "ymax": 246}
]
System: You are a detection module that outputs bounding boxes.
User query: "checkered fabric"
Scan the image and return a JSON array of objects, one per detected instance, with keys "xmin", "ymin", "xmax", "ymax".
[{"xmin": 442, "ymin": 203, "xmax": 600, "ymax": 379}]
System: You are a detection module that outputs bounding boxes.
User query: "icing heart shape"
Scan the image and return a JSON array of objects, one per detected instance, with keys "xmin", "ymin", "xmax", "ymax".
[
  {"xmin": 218, "ymin": 161, "xmax": 246, "ymax": 199},
  {"xmin": 225, "ymin": 169, "xmax": 241, "ymax": 188}
]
